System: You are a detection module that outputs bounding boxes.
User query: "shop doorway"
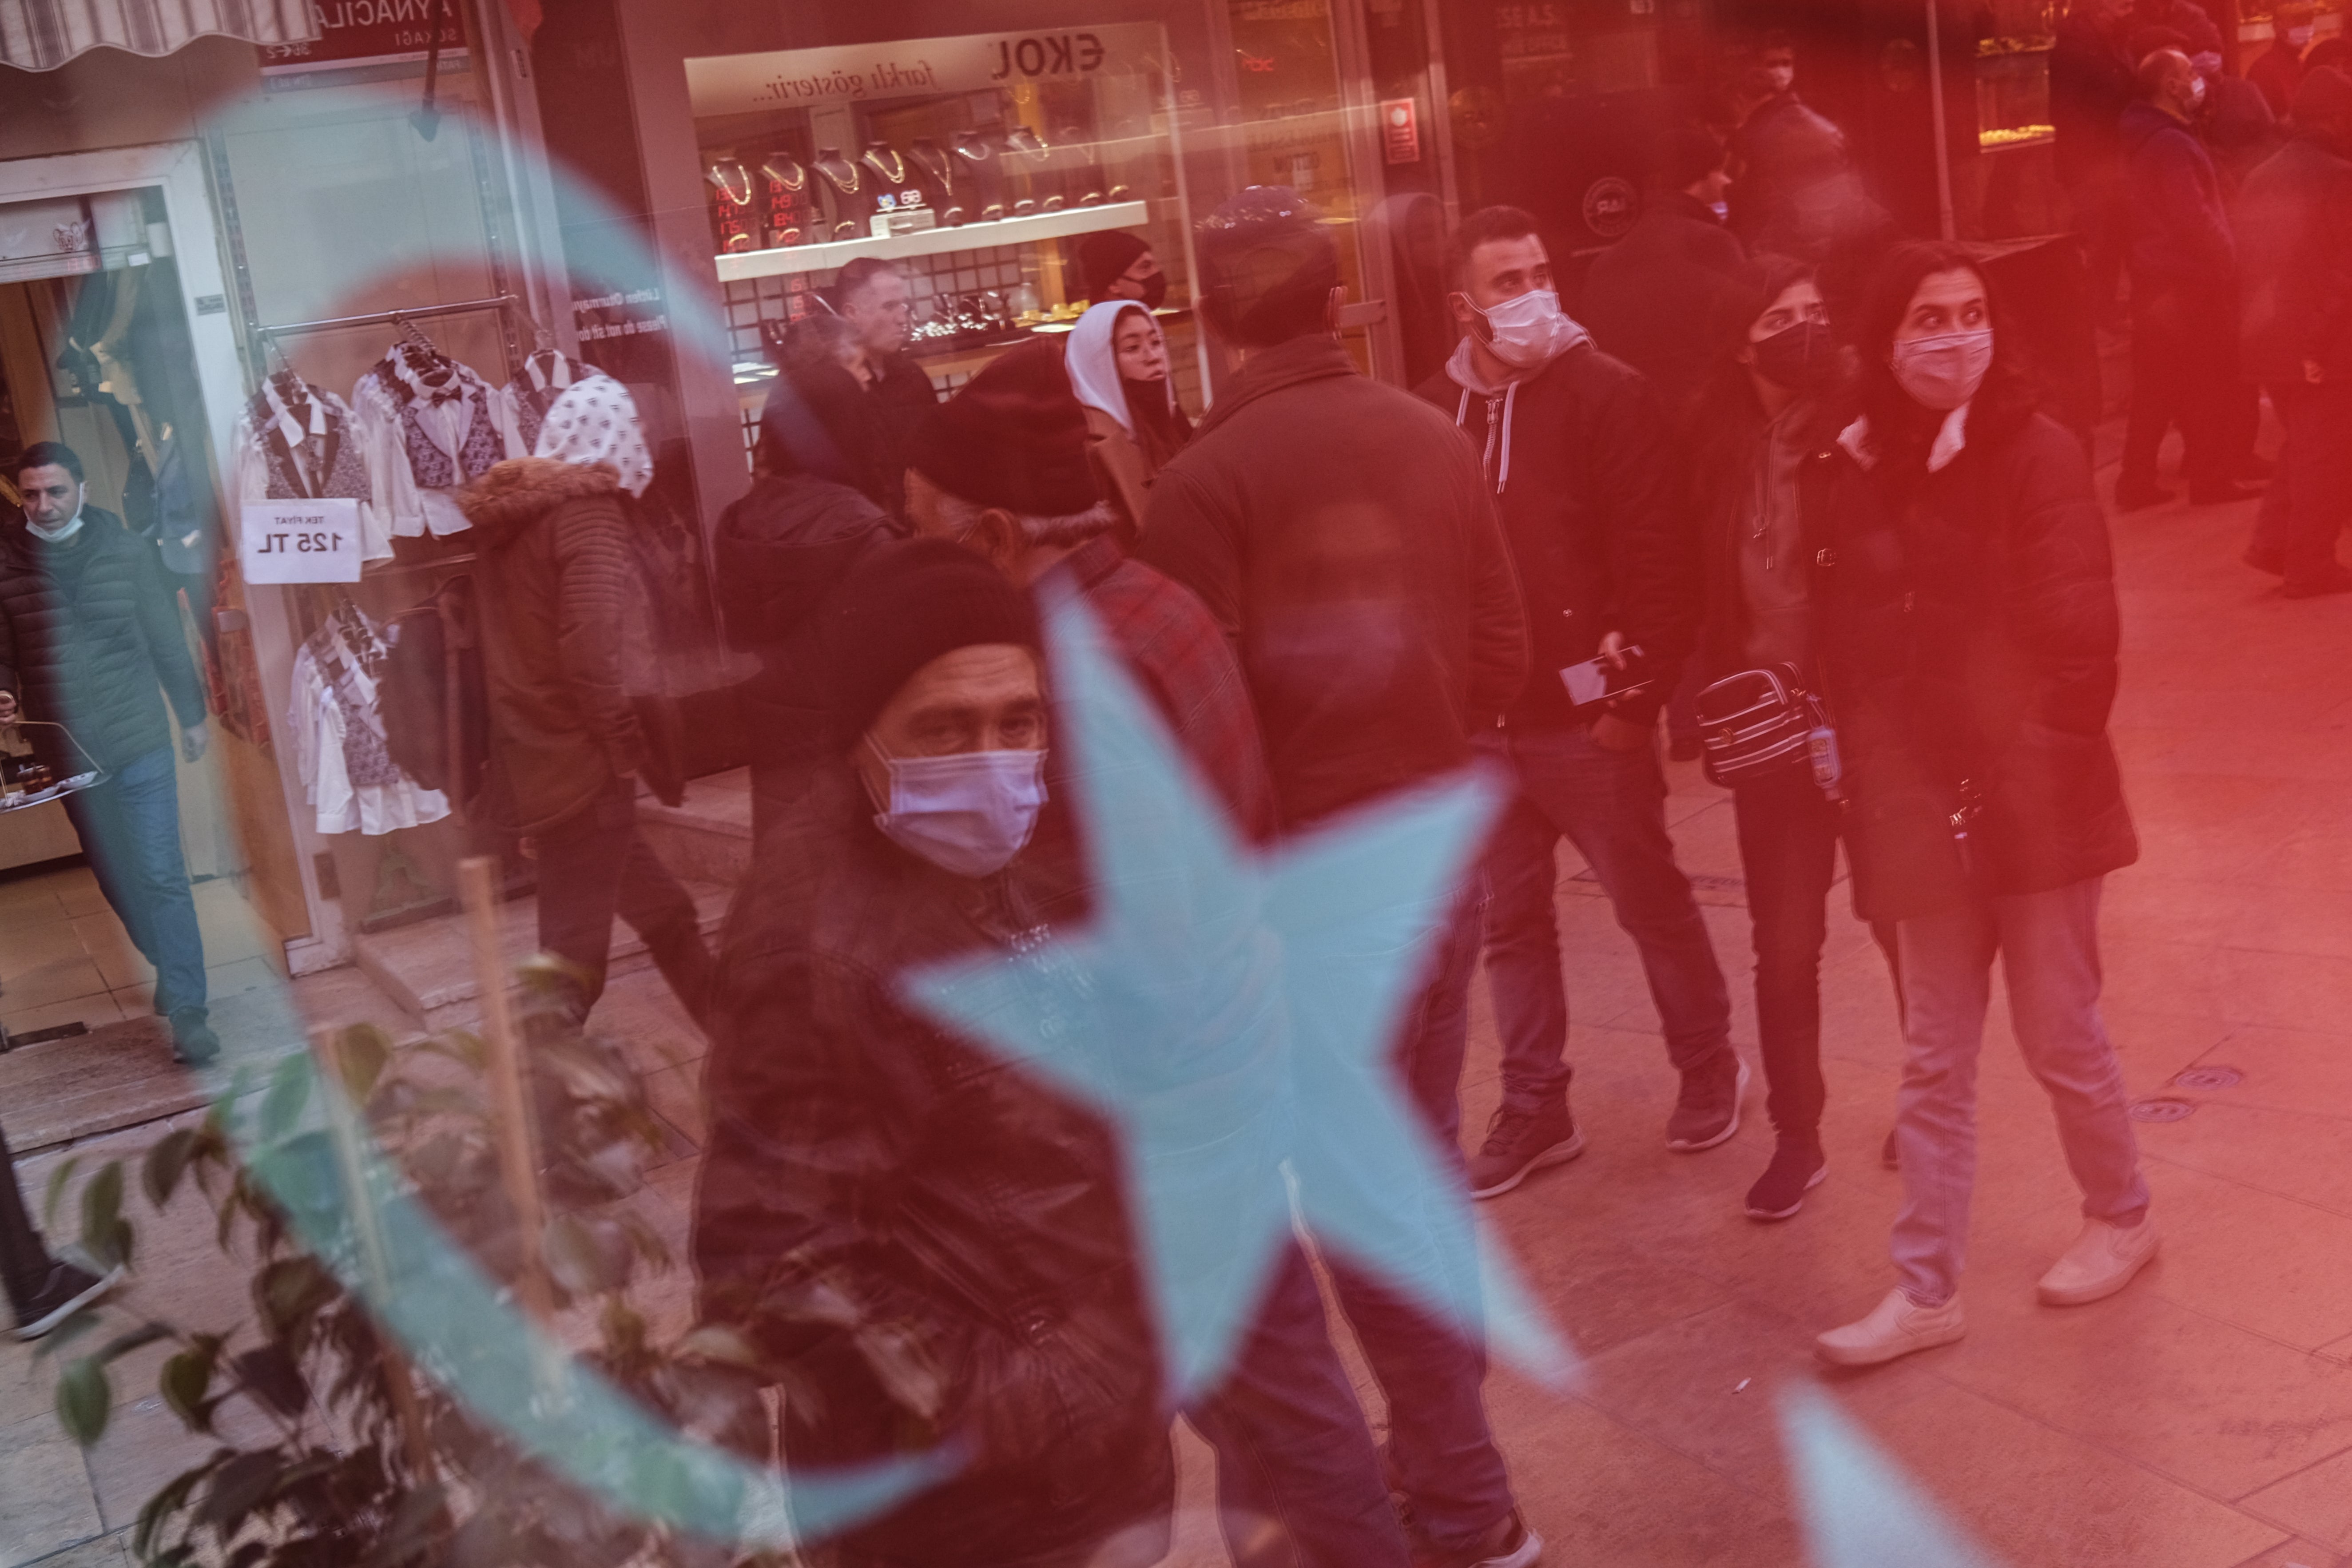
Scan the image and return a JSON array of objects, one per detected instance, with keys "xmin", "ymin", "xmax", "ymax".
[{"xmin": 0, "ymin": 145, "xmax": 308, "ymax": 1030}]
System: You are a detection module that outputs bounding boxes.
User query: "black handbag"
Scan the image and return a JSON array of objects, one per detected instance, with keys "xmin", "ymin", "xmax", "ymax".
[{"xmin": 1694, "ymin": 663, "xmax": 1836, "ymax": 791}]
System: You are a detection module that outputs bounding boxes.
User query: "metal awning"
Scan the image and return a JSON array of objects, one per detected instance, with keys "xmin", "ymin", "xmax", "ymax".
[{"xmin": 1, "ymin": 0, "xmax": 317, "ymax": 72}]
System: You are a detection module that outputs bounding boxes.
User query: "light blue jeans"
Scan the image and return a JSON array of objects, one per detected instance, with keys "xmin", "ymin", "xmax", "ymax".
[{"xmin": 1890, "ymin": 876, "xmax": 2150, "ymax": 1307}]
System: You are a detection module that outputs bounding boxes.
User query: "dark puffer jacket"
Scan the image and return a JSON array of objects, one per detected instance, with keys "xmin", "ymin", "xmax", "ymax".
[
  {"xmin": 460, "ymin": 459, "xmax": 648, "ymax": 836},
  {"xmin": 2238, "ymin": 112, "xmax": 2352, "ymax": 384},
  {"xmin": 1415, "ymin": 337, "xmax": 1692, "ymax": 730},
  {"xmin": 1138, "ymin": 333, "xmax": 1527, "ymax": 828},
  {"xmin": 1807, "ymin": 400, "xmax": 2138, "ymax": 923},
  {"xmin": 694, "ymin": 762, "xmax": 1172, "ymax": 1565},
  {"xmin": 0, "ymin": 508, "xmax": 206, "ymax": 772}
]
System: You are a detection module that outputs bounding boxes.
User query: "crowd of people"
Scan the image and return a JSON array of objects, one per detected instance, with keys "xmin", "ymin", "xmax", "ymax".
[{"xmin": 4, "ymin": 8, "xmax": 2346, "ymax": 1563}]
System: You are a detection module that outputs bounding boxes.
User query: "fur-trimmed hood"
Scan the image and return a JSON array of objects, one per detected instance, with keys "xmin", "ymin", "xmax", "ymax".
[{"xmin": 460, "ymin": 457, "xmax": 623, "ymax": 547}]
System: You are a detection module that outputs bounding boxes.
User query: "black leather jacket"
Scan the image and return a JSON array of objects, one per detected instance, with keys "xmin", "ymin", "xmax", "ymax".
[{"xmin": 692, "ymin": 762, "xmax": 1172, "ymax": 1564}]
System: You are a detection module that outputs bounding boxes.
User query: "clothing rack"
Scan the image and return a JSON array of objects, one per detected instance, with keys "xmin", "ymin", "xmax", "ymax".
[{"xmin": 258, "ymin": 294, "xmax": 517, "ymax": 341}]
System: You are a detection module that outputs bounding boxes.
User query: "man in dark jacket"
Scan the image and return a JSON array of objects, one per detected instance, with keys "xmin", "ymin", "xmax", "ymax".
[
  {"xmin": 2250, "ymin": 0, "xmax": 2316, "ymax": 118},
  {"xmin": 1415, "ymin": 205, "xmax": 1736, "ymax": 1201},
  {"xmin": 2052, "ymin": 0, "xmax": 2141, "ymax": 309},
  {"xmin": 1581, "ymin": 127, "xmax": 1749, "ymax": 416},
  {"xmin": 904, "ymin": 337, "xmax": 1412, "ymax": 1568},
  {"xmin": 460, "ymin": 410, "xmax": 712, "ymax": 1025},
  {"xmin": 693, "ymin": 539, "xmax": 1173, "ymax": 1568},
  {"xmin": 2119, "ymin": 47, "xmax": 2257, "ymax": 507},
  {"xmin": 1, "ymin": 441, "xmax": 215, "ymax": 1064},
  {"xmin": 2240, "ymin": 65, "xmax": 2352, "ymax": 595},
  {"xmin": 717, "ymin": 317, "xmax": 906, "ymax": 829},
  {"xmin": 1138, "ymin": 188, "xmax": 1539, "ymax": 1568},
  {"xmin": 833, "ymin": 256, "xmax": 938, "ymax": 520}
]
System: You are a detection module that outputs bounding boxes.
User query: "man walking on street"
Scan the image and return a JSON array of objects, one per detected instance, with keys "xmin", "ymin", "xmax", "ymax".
[
  {"xmin": 1416, "ymin": 207, "xmax": 1739, "ymax": 1200},
  {"xmin": 2118, "ymin": 48, "xmax": 2259, "ymax": 508},
  {"xmin": 1140, "ymin": 186, "xmax": 1540, "ymax": 1568},
  {"xmin": 2240, "ymin": 65, "xmax": 2352, "ymax": 596},
  {"xmin": 831, "ymin": 256, "xmax": 939, "ymax": 519},
  {"xmin": 1, "ymin": 441, "xmax": 216, "ymax": 1064},
  {"xmin": 903, "ymin": 337, "xmax": 1415, "ymax": 1568}
]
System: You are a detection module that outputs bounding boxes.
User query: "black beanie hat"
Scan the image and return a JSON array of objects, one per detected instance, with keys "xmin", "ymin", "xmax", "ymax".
[
  {"xmin": 1078, "ymin": 229, "xmax": 1152, "ymax": 301},
  {"xmin": 822, "ymin": 537, "xmax": 1041, "ymax": 748},
  {"xmin": 909, "ymin": 338, "xmax": 1102, "ymax": 516}
]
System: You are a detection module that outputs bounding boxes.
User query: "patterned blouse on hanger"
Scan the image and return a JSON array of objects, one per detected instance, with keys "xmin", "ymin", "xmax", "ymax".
[
  {"xmin": 350, "ymin": 345, "xmax": 522, "ymax": 539},
  {"xmin": 231, "ymin": 377, "xmax": 386, "ymax": 560}
]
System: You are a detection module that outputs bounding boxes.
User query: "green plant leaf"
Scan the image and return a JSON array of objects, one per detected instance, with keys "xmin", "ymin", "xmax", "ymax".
[
  {"xmin": 43, "ymin": 1156, "xmax": 79, "ymax": 1230},
  {"xmin": 258, "ymin": 1052, "xmax": 314, "ymax": 1142},
  {"xmin": 143, "ymin": 1128, "xmax": 201, "ymax": 1210},
  {"xmin": 134, "ymin": 1453, "xmax": 227, "ymax": 1558},
  {"xmin": 231, "ymin": 1344, "xmax": 309, "ymax": 1419},
  {"xmin": 30, "ymin": 1306, "xmax": 104, "ymax": 1360},
  {"xmin": 55, "ymin": 1355, "xmax": 111, "ymax": 1445},
  {"xmin": 79, "ymin": 1162, "xmax": 126, "ymax": 1268},
  {"xmin": 196, "ymin": 1449, "xmax": 282, "ymax": 1532},
  {"xmin": 160, "ymin": 1345, "xmax": 216, "ymax": 1429}
]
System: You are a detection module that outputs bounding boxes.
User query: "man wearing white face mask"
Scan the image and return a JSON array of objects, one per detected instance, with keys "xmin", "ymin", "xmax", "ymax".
[
  {"xmin": 692, "ymin": 536, "xmax": 1181, "ymax": 1568},
  {"xmin": 2118, "ymin": 46, "xmax": 2258, "ymax": 507},
  {"xmin": 1414, "ymin": 206, "xmax": 1736, "ymax": 1196},
  {"xmin": 2250, "ymin": 0, "xmax": 2316, "ymax": 118}
]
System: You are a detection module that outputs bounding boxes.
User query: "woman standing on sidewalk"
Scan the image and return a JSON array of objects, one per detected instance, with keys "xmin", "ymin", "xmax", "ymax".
[
  {"xmin": 1683, "ymin": 255, "xmax": 1903, "ymax": 1225},
  {"xmin": 1808, "ymin": 242, "xmax": 2156, "ymax": 1367}
]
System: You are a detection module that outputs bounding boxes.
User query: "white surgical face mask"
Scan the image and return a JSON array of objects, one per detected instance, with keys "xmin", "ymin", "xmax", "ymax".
[
  {"xmin": 1890, "ymin": 328, "xmax": 1995, "ymax": 412},
  {"xmin": 24, "ymin": 508, "xmax": 84, "ymax": 544},
  {"xmin": 866, "ymin": 741, "xmax": 1046, "ymax": 877},
  {"xmin": 2288, "ymin": 24, "xmax": 2316, "ymax": 48},
  {"xmin": 1709, "ymin": 200, "xmax": 1731, "ymax": 222},
  {"xmin": 2187, "ymin": 74, "xmax": 2209, "ymax": 110},
  {"xmin": 1764, "ymin": 64, "xmax": 1796, "ymax": 93},
  {"xmin": 1465, "ymin": 288, "xmax": 1580, "ymax": 369}
]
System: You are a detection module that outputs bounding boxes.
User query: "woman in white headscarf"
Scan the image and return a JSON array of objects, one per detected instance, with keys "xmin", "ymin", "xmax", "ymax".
[{"xmin": 1063, "ymin": 299, "xmax": 1192, "ymax": 540}]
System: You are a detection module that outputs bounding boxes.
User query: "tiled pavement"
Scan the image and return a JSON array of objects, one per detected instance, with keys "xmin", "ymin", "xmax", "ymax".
[{"xmin": 9, "ymin": 470, "xmax": 2352, "ymax": 1565}]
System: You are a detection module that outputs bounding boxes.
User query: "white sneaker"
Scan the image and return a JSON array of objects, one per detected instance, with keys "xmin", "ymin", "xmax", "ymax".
[
  {"xmin": 1815, "ymin": 1287, "xmax": 1967, "ymax": 1367},
  {"xmin": 2037, "ymin": 1216, "xmax": 2159, "ymax": 1306}
]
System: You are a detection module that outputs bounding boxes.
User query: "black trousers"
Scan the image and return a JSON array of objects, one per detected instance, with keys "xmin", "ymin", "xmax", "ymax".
[
  {"xmin": 1731, "ymin": 766, "xmax": 1902, "ymax": 1145},
  {"xmin": 2122, "ymin": 278, "xmax": 2237, "ymax": 490},
  {"xmin": 0, "ymin": 1116, "xmax": 59, "ymax": 1316},
  {"xmin": 532, "ymin": 777, "xmax": 713, "ymax": 1023}
]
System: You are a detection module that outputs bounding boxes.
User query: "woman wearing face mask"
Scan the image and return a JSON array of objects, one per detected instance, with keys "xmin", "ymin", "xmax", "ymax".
[
  {"xmin": 1807, "ymin": 244, "xmax": 2152, "ymax": 1368},
  {"xmin": 1685, "ymin": 256, "xmax": 1904, "ymax": 1224},
  {"xmin": 1065, "ymin": 299, "xmax": 1193, "ymax": 541}
]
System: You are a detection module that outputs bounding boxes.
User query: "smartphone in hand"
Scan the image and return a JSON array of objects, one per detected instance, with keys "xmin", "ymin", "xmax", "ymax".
[{"xmin": 1559, "ymin": 645, "xmax": 1652, "ymax": 710}]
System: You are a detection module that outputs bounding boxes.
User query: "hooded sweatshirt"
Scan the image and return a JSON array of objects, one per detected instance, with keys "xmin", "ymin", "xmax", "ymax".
[{"xmin": 1413, "ymin": 326, "xmax": 1694, "ymax": 729}]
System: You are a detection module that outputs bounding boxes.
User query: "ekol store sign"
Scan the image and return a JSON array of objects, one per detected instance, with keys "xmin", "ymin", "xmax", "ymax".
[{"xmin": 685, "ymin": 23, "xmax": 1164, "ymax": 115}]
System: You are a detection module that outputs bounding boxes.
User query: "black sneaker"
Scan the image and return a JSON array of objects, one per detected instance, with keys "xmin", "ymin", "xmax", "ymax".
[
  {"xmin": 1466, "ymin": 1101, "xmax": 1585, "ymax": 1199},
  {"xmin": 10, "ymin": 1260, "xmax": 124, "ymax": 1341},
  {"xmin": 1665, "ymin": 1051, "xmax": 1748, "ymax": 1151},
  {"xmin": 1411, "ymin": 1508, "xmax": 1543, "ymax": 1568},
  {"xmin": 169, "ymin": 1005, "xmax": 219, "ymax": 1067},
  {"xmin": 1745, "ymin": 1142, "xmax": 1828, "ymax": 1221}
]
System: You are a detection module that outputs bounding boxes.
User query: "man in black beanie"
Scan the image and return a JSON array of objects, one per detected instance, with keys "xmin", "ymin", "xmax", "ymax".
[
  {"xmin": 691, "ymin": 536, "xmax": 1174, "ymax": 1568},
  {"xmin": 1077, "ymin": 228, "xmax": 1168, "ymax": 308}
]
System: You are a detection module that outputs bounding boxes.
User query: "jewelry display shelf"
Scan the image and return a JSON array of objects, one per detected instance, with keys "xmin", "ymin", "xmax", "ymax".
[{"xmin": 714, "ymin": 199, "xmax": 1148, "ymax": 284}]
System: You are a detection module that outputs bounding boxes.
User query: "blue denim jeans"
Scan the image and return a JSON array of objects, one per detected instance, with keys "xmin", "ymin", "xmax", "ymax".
[
  {"xmin": 1476, "ymin": 723, "xmax": 1731, "ymax": 1113},
  {"xmin": 60, "ymin": 745, "xmax": 206, "ymax": 1016},
  {"xmin": 1291, "ymin": 891, "xmax": 1517, "ymax": 1552},
  {"xmin": 1890, "ymin": 877, "xmax": 2151, "ymax": 1307},
  {"xmin": 1186, "ymin": 1242, "xmax": 1412, "ymax": 1567}
]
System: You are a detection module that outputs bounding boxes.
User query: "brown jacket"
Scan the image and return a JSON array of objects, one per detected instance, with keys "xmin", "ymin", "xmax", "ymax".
[
  {"xmin": 461, "ymin": 458, "xmax": 648, "ymax": 834},
  {"xmin": 1084, "ymin": 403, "xmax": 1154, "ymax": 541}
]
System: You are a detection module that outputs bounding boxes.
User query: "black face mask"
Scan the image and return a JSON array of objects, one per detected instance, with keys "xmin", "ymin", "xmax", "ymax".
[
  {"xmin": 1750, "ymin": 318, "xmax": 1835, "ymax": 392},
  {"xmin": 1133, "ymin": 269, "xmax": 1169, "ymax": 310}
]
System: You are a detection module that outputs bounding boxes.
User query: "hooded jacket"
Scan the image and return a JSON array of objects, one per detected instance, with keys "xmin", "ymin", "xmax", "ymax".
[
  {"xmin": 1579, "ymin": 193, "xmax": 1751, "ymax": 412},
  {"xmin": 1414, "ymin": 332, "xmax": 1693, "ymax": 729},
  {"xmin": 1136, "ymin": 333, "xmax": 1527, "ymax": 828},
  {"xmin": 2237, "ymin": 77, "xmax": 2352, "ymax": 382},
  {"xmin": 716, "ymin": 364, "xmax": 907, "ymax": 822},
  {"xmin": 2121, "ymin": 98, "xmax": 2238, "ymax": 287},
  {"xmin": 1805, "ymin": 393, "xmax": 2138, "ymax": 922},
  {"xmin": 694, "ymin": 761, "xmax": 1172, "ymax": 1564},
  {"xmin": 459, "ymin": 457, "xmax": 649, "ymax": 836},
  {"xmin": 0, "ymin": 507, "xmax": 206, "ymax": 773}
]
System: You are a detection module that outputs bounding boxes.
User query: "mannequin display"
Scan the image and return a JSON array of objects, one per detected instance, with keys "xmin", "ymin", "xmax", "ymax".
[
  {"xmin": 909, "ymin": 137, "xmax": 965, "ymax": 224},
  {"xmin": 706, "ymin": 157, "xmax": 759, "ymax": 254},
  {"xmin": 233, "ymin": 368, "xmax": 385, "ymax": 560},
  {"xmin": 760, "ymin": 152, "xmax": 814, "ymax": 247},
  {"xmin": 813, "ymin": 146, "xmax": 870, "ymax": 237},
  {"xmin": 953, "ymin": 127, "xmax": 1009, "ymax": 220},
  {"xmin": 350, "ymin": 341, "xmax": 521, "ymax": 540},
  {"xmin": 1004, "ymin": 125, "xmax": 1053, "ymax": 213}
]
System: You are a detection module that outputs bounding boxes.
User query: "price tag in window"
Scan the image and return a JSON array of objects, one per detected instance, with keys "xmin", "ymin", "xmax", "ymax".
[{"xmin": 239, "ymin": 498, "xmax": 362, "ymax": 584}]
